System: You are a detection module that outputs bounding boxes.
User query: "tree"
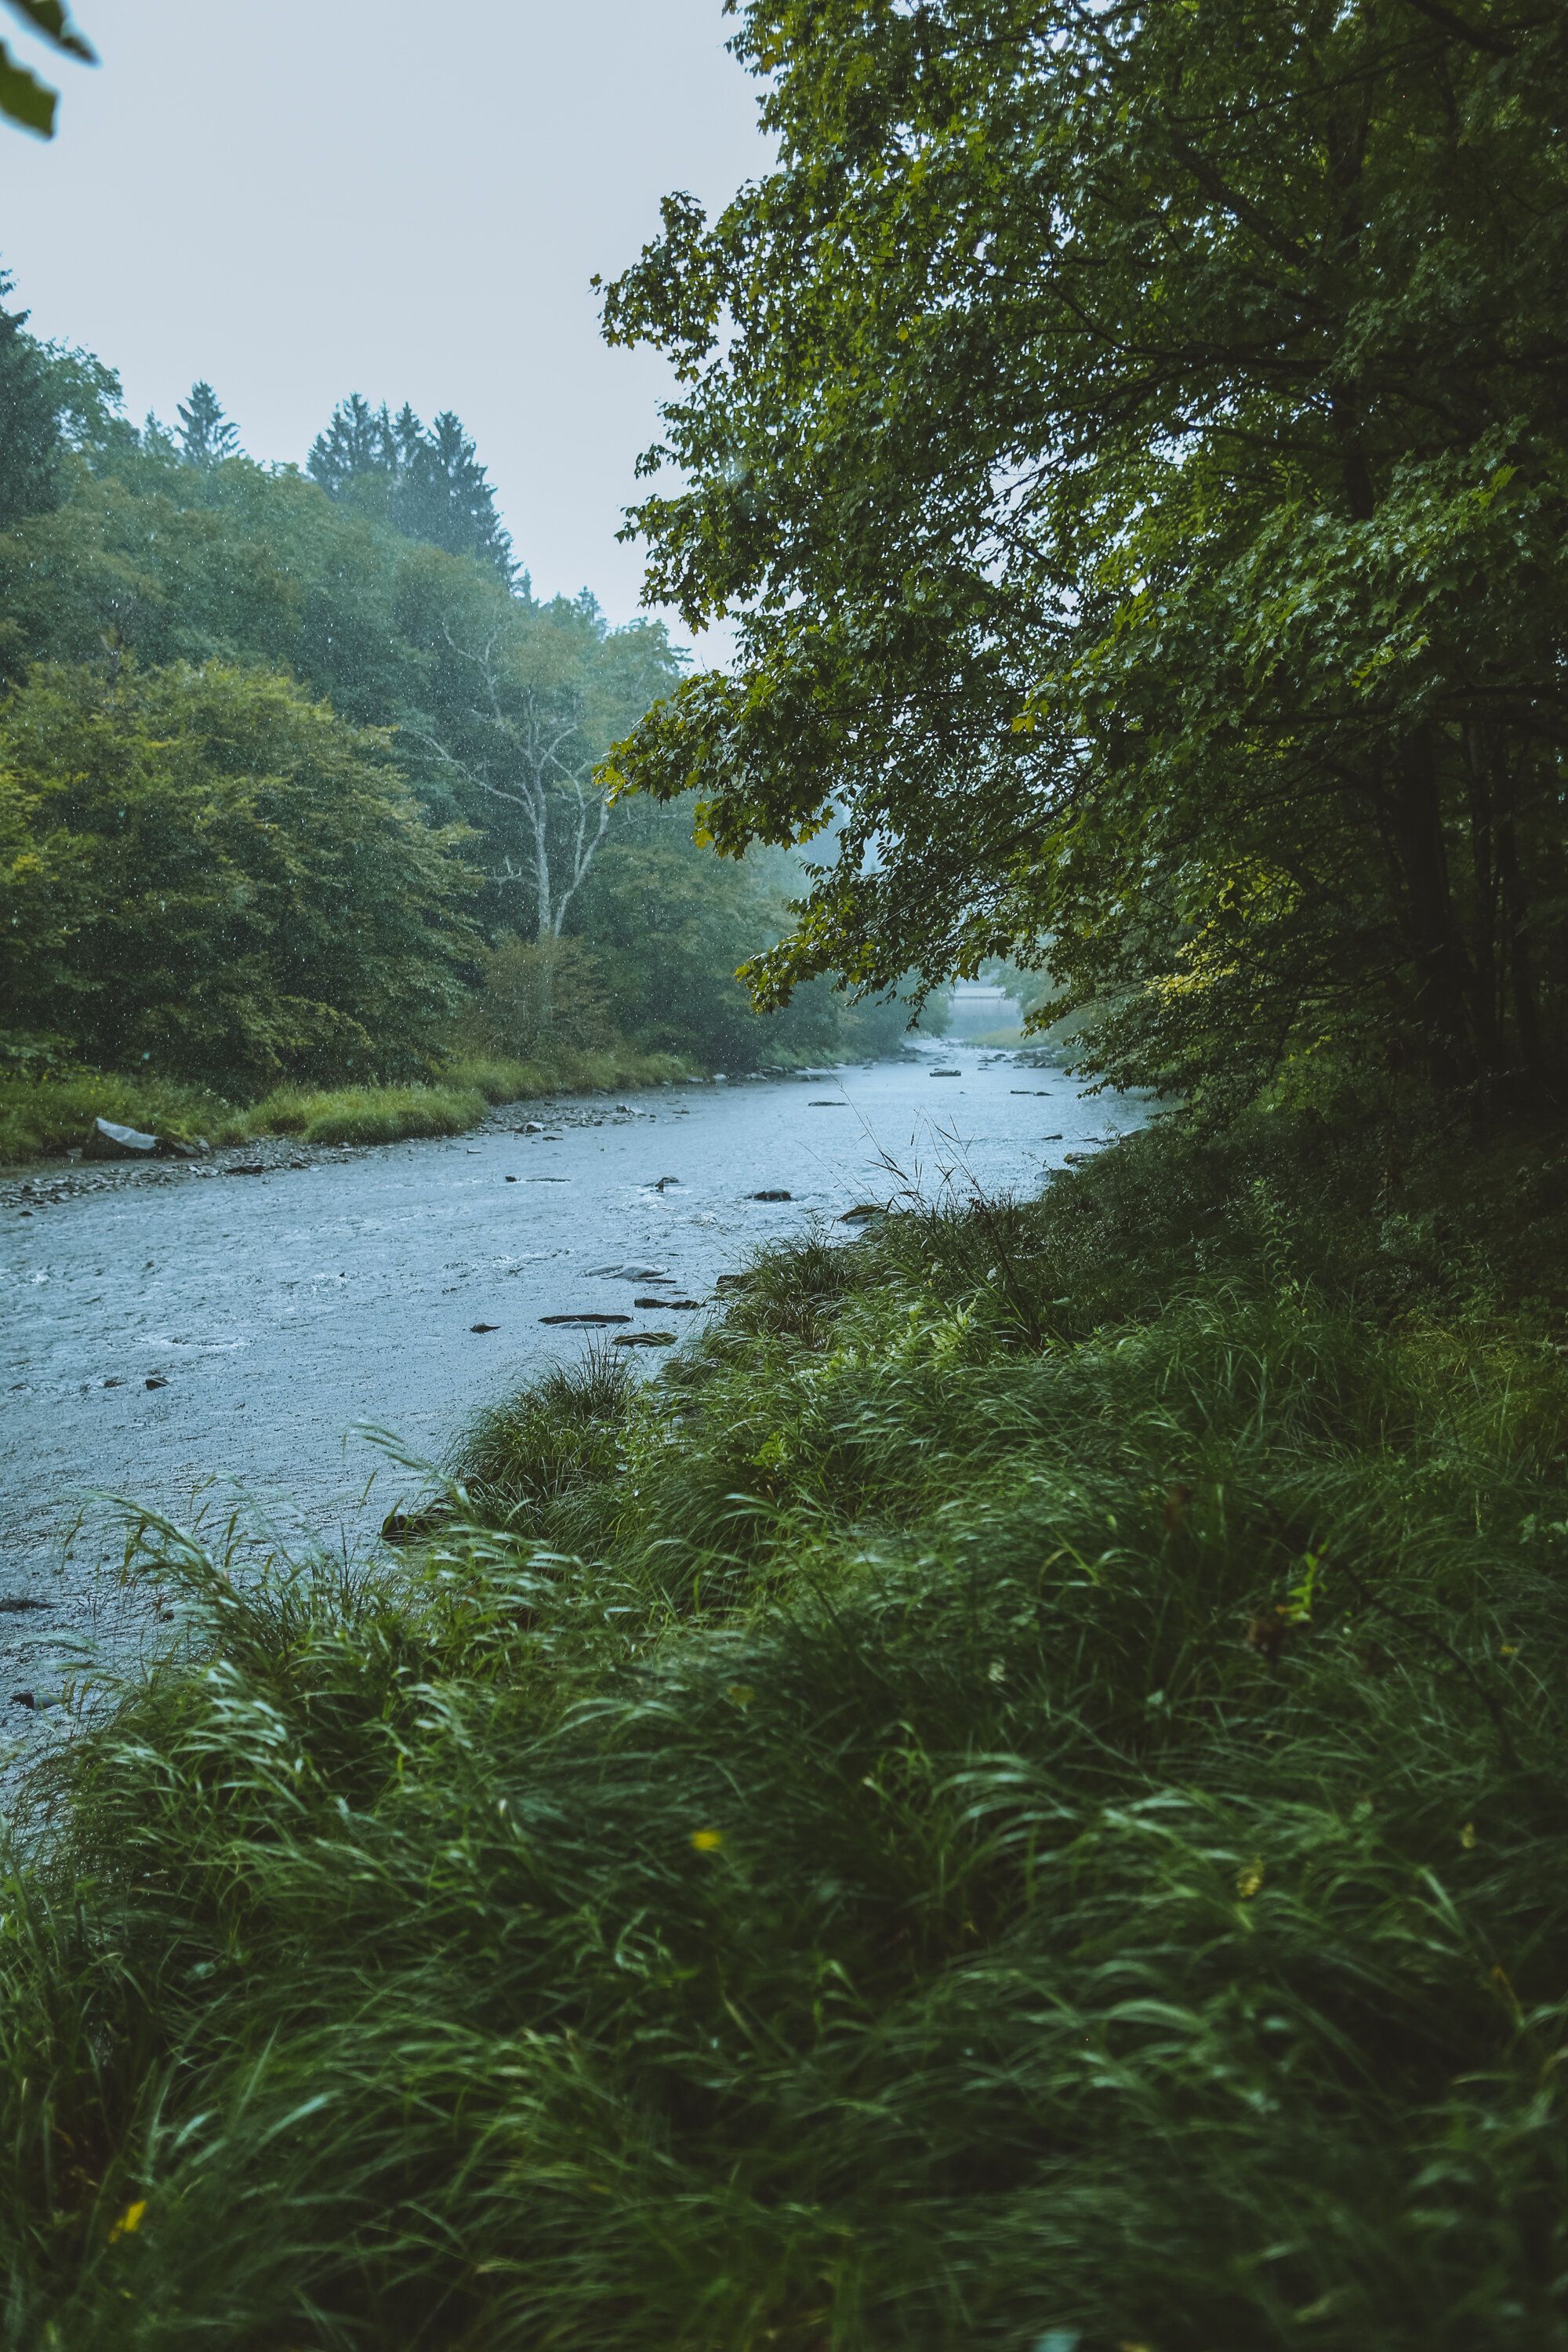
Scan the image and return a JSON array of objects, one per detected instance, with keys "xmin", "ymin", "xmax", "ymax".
[
  {"xmin": 176, "ymin": 380, "xmax": 241, "ymax": 468},
  {"xmin": 307, "ymin": 393, "xmax": 395, "ymax": 499},
  {"xmin": 0, "ymin": 0, "xmax": 93, "ymax": 138},
  {"xmin": 0, "ymin": 268, "xmax": 61, "ymax": 524},
  {"xmin": 601, "ymin": 0, "xmax": 1568, "ymax": 1108},
  {"xmin": 405, "ymin": 593, "xmax": 684, "ymax": 942},
  {"xmin": 395, "ymin": 410, "xmax": 514, "ymax": 582},
  {"xmin": 0, "ymin": 659, "xmax": 477, "ymax": 1086},
  {"xmin": 309, "ymin": 395, "xmax": 514, "ymax": 582}
]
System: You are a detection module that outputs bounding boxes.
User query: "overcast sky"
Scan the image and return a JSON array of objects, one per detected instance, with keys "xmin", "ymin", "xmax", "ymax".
[{"xmin": 0, "ymin": 0, "xmax": 767, "ymax": 634}]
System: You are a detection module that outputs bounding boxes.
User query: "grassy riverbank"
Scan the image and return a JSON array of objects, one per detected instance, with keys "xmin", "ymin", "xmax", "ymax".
[
  {"xmin": 6, "ymin": 1110, "xmax": 1568, "ymax": 2347},
  {"xmin": 0, "ymin": 1047, "xmax": 696, "ymax": 1167}
]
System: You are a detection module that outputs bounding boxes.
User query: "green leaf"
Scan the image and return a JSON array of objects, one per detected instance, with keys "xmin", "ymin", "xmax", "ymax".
[
  {"xmin": 0, "ymin": 39, "xmax": 56, "ymax": 134},
  {"xmin": 2, "ymin": 0, "xmax": 93, "ymax": 64}
]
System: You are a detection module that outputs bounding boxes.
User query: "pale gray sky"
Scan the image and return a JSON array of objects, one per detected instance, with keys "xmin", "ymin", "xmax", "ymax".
[{"xmin": 0, "ymin": 0, "xmax": 766, "ymax": 630}]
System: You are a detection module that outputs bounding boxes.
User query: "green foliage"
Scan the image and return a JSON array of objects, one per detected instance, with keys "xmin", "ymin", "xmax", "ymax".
[
  {"xmin": 601, "ymin": 0, "xmax": 1568, "ymax": 1109},
  {"xmin": 7, "ymin": 1116, "xmax": 1568, "ymax": 2343},
  {"xmin": 0, "ymin": 274, "xmax": 944, "ymax": 1095},
  {"xmin": 0, "ymin": 1065, "xmax": 252, "ymax": 1163},
  {"xmin": 460, "ymin": 932, "xmax": 615, "ymax": 1059},
  {"xmin": 173, "ymin": 381, "xmax": 239, "ymax": 469},
  {"xmin": 309, "ymin": 393, "xmax": 515, "ymax": 582},
  {"xmin": 0, "ymin": 659, "xmax": 477, "ymax": 1087},
  {"xmin": 0, "ymin": 270, "xmax": 64, "ymax": 525},
  {"xmin": 0, "ymin": 1051, "xmax": 693, "ymax": 1167},
  {"xmin": 0, "ymin": 0, "xmax": 93, "ymax": 138}
]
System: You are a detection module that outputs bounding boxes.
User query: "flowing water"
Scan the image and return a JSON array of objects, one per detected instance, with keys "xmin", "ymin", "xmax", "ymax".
[{"xmin": 0, "ymin": 1044, "xmax": 1143, "ymax": 1756}]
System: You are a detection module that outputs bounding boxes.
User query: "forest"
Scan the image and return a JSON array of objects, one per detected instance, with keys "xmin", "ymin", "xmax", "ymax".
[
  {"xmin": 6, "ymin": 3, "xmax": 1568, "ymax": 2349},
  {"xmin": 0, "ymin": 278, "xmax": 916, "ymax": 1160}
]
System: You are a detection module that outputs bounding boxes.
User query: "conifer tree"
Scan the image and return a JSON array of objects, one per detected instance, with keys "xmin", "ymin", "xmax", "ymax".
[
  {"xmin": 307, "ymin": 393, "xmax": 394, "ymax": 498},
  {"xmin": 310, "ymin": 394, "xmax": 514, "ymax": 583},
  {"xmin": 0, "ymin": 270, "xmax": 60, "ymax": 524},
  {"xmin": 175, "ymin": 380, "xmax": 239, "ymax": 468},
  {"xmin": 392, "ymin": 408, "xmax": 514, "ymax": 583}
]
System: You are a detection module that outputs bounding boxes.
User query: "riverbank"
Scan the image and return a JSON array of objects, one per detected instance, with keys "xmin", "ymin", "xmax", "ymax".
[
  {"xmin": 0, "ymin": 1046, "xmax": 699, "ymax": 1171},
  {"xmin": 6, "ymin": 1105, "xmax": 1568, "ymax": 2347}
]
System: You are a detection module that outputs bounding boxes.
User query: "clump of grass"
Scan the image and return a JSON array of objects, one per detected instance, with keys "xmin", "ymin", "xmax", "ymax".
[
  {"xmin": 246, "ymin": 1080, "xmax": 488, "ymax": 1147},
  {"xmin": 7, "ymin": 1113, "xmax": 1568, "ymax": 2347},
  {"xmin": 0, "ymin": 1044, "xmax": 699, "ymax": 1167},
  {"xmin": 0, "ymin": 1068, "xmax": 252, "ymax": 1163},
  {"xmin": 459, "ymin": 1343, "xmax": 635, "ymax": 1544}
]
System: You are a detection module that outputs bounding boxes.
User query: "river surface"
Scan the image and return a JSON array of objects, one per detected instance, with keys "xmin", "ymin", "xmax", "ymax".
[{"xmin": 0, "ymin": 1044, "xmax": 1142, "ymax": 1757}]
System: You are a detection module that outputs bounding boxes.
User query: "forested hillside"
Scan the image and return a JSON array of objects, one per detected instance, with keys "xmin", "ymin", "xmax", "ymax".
[{"xmin": 0, "ymin": 278, "xmax": 915, "ymax": 1154}]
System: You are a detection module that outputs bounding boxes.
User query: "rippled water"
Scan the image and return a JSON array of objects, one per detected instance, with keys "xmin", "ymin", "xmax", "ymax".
[{"xmin": 0, "ymin": 1044, "xmax": 1143, "ymax": 1740}]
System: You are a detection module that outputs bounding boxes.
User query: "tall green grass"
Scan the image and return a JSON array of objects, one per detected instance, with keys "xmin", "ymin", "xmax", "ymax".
[
  {"xmin": 0, "ymin": 1046, "xmax": 694, "ymax": 1165},
  {"xmin": 6, "ymin": 1114, "xmax": 1568, "ymax": 2347}
]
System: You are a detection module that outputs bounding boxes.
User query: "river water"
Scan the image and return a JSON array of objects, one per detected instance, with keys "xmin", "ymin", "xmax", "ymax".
[{"xmin": 0, "ymin": 1044, "xmax": 1142, "ymax": 1751}]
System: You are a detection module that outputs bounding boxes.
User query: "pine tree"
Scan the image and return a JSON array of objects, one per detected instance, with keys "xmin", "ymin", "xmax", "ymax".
[
  {"xmin": 392, "ymin": 409, "xmax": 514, "ymax": 583},
  {"xmin": 307, "ymin": 394, "xmax": 394, "ymax": 498},
  {"xmin": 309, "ymin": 393, "xmax": 514, "ymax": 583},
  {"xmin": 176, "ymin": 381, "xmax": 240, "ymax": 468},
  {"xmin": 0, "ymin": 270, "xmax": 62, "ymax": 526}
]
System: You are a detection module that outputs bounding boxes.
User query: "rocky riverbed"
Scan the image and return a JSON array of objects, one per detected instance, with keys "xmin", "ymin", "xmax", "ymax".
[{"xmin": 0, "ymin": 1046, "xmax": 1144, "ymax": 1767}]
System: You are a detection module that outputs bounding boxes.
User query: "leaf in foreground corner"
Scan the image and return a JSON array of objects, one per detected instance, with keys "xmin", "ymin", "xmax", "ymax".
[
  {"xmin": 4, "ymin": 0, "xmax": 95, "ymax": 61},
  {"xmin": 0, "ymin": 41, "xmax": 55, "ymax": 133}
]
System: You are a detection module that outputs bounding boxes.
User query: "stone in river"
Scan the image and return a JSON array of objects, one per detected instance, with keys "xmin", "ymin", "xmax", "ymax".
[
  {"xmin": 145, "ymin": 1375, "xmax": 169, "ymax": 1390},
  {"xmin": 585, "ymin": 1263, "xmax": 670, "ymax": 1281},
  {"xmin": 380, "ymin": 1502, "xmax": 453, "ymax": 1548},
  {"xmin": 808, "ymin": 1101, "xmax": 848, "ymax": 1108},
  {"xmin": 470, "ymin": 1322, "xmax": 499, "ymax": 1333},
  {"xmin": 930, "ymin": 1069, "xmax": 963, "ymax": 1077},
  {"xmin": 539, "ymin": 1312, "xmax": 633, "ymax": 1327},
  {"xmin": 225, "ymin": 1163, "xmax": 267, "ymax": 1177},
  {"xmin": 840, "ymin": 1203, "xmax": 885, "ymax": 1222},
  {"xmin": 635, "ymin": 1296, "xmax": 702, "ymax": 1309},
  {"xmin": 614, "ymin": 1330, "xmax": 676, "ymax": 1347},
  {"xmin": 750, "ymin": 1189, "xmax": 792, "ymax": 1201}
]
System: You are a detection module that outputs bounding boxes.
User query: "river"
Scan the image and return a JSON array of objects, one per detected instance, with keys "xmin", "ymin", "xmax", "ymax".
[{"xmin": 0, "ymin": 1044, "xmax": 1142, "ymax": 1753}]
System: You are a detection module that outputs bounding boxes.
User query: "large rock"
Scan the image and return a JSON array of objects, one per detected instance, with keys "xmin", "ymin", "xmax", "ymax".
[
  {"xmin": 82, "ymin": 1118, "xmax": 210, "ymax": 1162},
  {"xmin": 83, "ymin": 1117, "xmax": 158, "ymax": 1161}
]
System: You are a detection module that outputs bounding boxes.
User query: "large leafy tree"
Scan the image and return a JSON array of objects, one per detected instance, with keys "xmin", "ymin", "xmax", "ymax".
[
  {"xmin": 0, "ymin": 660, "xmax": 477, "ymax": 1086},
  {"xmin": 601, "ymin": 0, "xmax": 1568, "ymax": 1105}
]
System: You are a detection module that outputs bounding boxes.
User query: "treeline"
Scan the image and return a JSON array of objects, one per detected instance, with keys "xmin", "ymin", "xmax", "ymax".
[{"xmin": 0, "ymin": 272, "xmax": 913, "ymax": 1097}]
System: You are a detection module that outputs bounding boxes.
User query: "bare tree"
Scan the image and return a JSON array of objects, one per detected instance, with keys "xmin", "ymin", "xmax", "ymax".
[{"xmin": 408, "ymin": 625, "xmax": 612, "ymax": 941}]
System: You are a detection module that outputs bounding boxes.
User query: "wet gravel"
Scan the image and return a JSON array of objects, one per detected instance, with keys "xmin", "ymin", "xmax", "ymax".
[{"xmin": 0, "ymin": 1047, "xmax": 1143, "ymax": 1759}]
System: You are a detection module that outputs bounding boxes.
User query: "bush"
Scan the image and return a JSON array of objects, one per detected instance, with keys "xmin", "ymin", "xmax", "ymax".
[{"xmin": 459, "ymin": 932, "xmax": 615, "ymax": 1060}]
